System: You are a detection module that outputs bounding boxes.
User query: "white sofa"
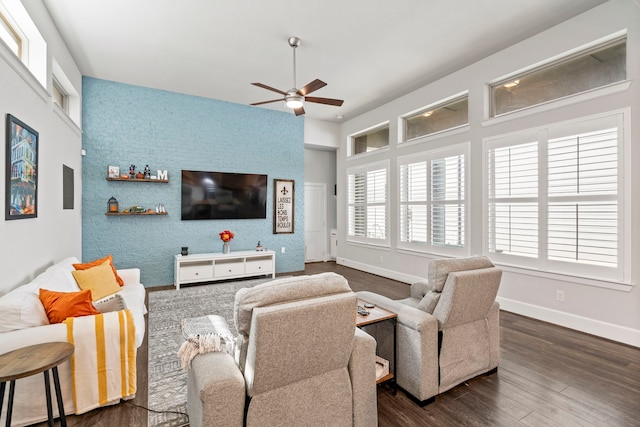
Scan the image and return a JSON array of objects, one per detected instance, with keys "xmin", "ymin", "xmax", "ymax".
[{"xmin": 0, "ymin": 257, "xmax": 147, "ymax": 426}]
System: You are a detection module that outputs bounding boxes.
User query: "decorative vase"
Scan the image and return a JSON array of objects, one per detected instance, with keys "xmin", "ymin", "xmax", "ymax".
[{"xmin": 223, "ymin": 241, "xmax": 231, "ymax": 254}]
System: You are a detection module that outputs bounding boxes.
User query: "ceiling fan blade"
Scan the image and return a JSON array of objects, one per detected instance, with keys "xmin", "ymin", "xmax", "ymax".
[
  {"xmin": 251, "ymin": 82, "xmax": 287, "ymax": 96},
  {"xmin": 305, "ymin": 96, "xmax": 344, "ymax": 107},
  {"xmin": 294, "ymin": 106, "xmax": 305, "ymax": 116},
  {"xmin": 297, "ymin": 79, "xmax": 327, "ymax": 96},
  {"xmin": 250, "ymin": 99, "xmax": 283, "ymax": 106}
]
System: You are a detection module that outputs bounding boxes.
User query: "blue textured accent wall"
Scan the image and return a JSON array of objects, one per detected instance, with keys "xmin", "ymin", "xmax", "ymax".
[{"xmin": 82, "ymin": 77, "xmax": 305, "ymax": 287}]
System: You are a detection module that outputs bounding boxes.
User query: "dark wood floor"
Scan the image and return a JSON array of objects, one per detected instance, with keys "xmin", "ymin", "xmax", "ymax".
[{"xmin": 46, "ymin": 261, "xmax": 640, "ymax": 427}]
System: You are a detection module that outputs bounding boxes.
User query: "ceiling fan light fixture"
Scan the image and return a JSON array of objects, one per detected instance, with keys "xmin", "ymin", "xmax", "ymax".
[{"xmin": 285, "ymin": 92, "xmax": 304, "ymax": 109}]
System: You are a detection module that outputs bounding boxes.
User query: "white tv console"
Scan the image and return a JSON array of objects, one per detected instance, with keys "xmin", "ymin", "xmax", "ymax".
[{"xmin": 174, "ymin": 250, "xmax": 275, "ymax": 289}]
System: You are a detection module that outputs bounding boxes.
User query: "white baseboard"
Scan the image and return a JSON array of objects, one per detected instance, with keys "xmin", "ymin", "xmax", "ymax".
[
  {"xmin": 337, "ymin": 258, "xmax": 421, "ymax": 285},
  {"xmin": 497, "ymin": 297, "xmax": 640, "ymax": 348}
]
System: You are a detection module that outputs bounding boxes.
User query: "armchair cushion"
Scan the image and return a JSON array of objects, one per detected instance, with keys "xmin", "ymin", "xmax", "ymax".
[
  {"xmin": 234, "ymin": 272, "xmax": 352, "ymax": 369},
  {"xmin": 428, "ymin": 255, "xmax": 494, "ymax": 291}
]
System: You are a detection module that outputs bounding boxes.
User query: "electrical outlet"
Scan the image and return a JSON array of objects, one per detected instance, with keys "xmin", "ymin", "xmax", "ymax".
[
  {"xmin": 379, "ymin": 255, "xmax": 383, "ymax": 262},
  {"xmin": 556, "ymin": 290, "xmax": 565, "ymax": 302},
  {"xmin": 281, "ymin": 247, "xmax": 285, "ymax": 254}
]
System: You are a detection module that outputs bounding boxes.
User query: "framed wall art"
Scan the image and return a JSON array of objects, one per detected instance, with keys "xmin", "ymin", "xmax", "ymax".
[
  {"xmin": 273, "ymin": 178, "xmax": 294, "ymax": 234},
  {"xmin": 5, "ymin": 114, "xmax": 39, "ymax": 220},
  {"xmin": 107, "ymin": 165, "xmax": 120, "ymax": 178}
]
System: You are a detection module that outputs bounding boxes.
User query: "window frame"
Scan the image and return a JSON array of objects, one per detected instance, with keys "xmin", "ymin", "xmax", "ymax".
[
  {"xmin": 401, "ymin": 93, "xmax": 469, "ymax": 143},
  {"xmin": 489, "ymin": 36, "xmax": 627, "ymax": 118},
  {"xmin": 0, "ymin": 8, "xmax": 21, "ymax": 58},
  {"xmin": 397, "ymin": 143, "xmax": 469, "ymax": 256},
  {"xmin": 346, "ymin": 160, "xmax": 390, "ymax": 247},
  {"xmin": 483, "ymin": 111, "xmax": 628, "ymax": 283},
  {"xmin": 52, "ymin": 77, "xmax": 68, "ymax": 112},
  {"xmin": 348, "ymin": 122, "xmax": 390, "ymax": 157}
]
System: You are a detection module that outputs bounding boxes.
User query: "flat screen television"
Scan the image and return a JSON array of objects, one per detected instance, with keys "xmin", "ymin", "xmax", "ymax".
[{"xmin": 181, "ymin": 170, "xmax": 267, "ymax": 220}]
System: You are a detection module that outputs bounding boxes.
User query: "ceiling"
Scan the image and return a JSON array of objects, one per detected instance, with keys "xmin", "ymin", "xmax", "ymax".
[{"xmin": 42, "ymin": 0, "xmax": 608, "ymax": 123}]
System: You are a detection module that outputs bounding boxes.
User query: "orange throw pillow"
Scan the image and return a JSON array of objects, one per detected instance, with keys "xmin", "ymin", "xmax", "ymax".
[
  {"xmin": 39, "ymin": 288, "xmax": 100, "ymax": 324},
  {"xmin": 73, "ymin": 254, "xmax": 124, "ymax": 287}
]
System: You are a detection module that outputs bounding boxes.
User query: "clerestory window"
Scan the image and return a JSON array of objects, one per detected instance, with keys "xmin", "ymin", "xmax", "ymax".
[{"xmin": 490, "ymin": 38, "xmax": 626, "ymax": 117}]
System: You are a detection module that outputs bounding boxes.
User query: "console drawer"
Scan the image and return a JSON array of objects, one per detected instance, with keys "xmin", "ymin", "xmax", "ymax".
[
  {"xmin": 215, "ymin": 260, "xmax": 245, "ymax": 277},
  {"xmin": 180, "ymin": 262, "xmax": 213, "ymax": 282},
  {"xmin": 245, "ymin": 258, "xmax": 273, "ymax": 275}
]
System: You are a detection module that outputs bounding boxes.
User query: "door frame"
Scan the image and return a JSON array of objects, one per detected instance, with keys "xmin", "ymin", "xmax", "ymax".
[{"xmin": 304, "ymin": 182, "xmax": 328, "ymax": 262}]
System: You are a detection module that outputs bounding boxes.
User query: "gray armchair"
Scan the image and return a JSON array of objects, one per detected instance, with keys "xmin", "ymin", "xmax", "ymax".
[
  {"xmin": 187, "ymin": 272, "xmax": 378, "ymax": 427},
  {"xmin": 357, "ymin": 255, "xmax": 502, "ymax": 404}
]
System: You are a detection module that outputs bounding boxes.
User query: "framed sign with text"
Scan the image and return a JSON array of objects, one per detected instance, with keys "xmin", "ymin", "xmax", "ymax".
[{"xmin": 273, "ymin": 179, "xmax": 294, "ymax": 234}]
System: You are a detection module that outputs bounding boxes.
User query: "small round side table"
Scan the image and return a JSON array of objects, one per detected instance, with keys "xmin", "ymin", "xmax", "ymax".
[{"xmin": 0, "ymin": 342, "xmax": 74, "ymax": 427}]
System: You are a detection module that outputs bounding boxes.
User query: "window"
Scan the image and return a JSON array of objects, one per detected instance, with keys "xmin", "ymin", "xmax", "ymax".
[
  {"xmin": 350, "ymin": 124, "xmax": 389, "ymax": 156},
  {"xmin": 0, "ymin": 0, "xmax": 47, "ymax": 87},
  {"xmin": 486, "ymin": 114, "xmax": 623, "ymax": 280},
  {"xmin": 399, "ymin": 145, "xmax": 467, "ymax": 255},
  {"xmin": 52, "ymin": 78, "xmax": 68, "ymax": 112},
  {"xmin": 347, "ymin": 161, "xmax": 388, "ymax": 245},
  {"xmin": 403, "ymin": 95, "xmax": 468, "ymax": 141},
  {"xmin": 0, "ymin": 10, "xmax": 21, "ymax": 57},
  {"xmin": 490, "ymin": 38, "xmax": 626, "ymax": 117}
]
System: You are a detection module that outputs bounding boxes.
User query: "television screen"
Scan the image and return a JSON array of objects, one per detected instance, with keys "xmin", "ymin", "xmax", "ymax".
[{"xmin": 181, "ymin": 170, "xmax": 267, "ymax": 220}]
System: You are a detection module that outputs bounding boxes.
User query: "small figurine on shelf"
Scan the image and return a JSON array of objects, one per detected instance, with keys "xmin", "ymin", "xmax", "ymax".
[
  {"xmin": 129, "ymin": 164, "xmax": 136, "ymax": 178},
  {"xmin": 144, "ymin": 165, "xmax": 151, "ymax": 179},
  {"xmin": 256, "ymin": 241, "xmax": 264, "ymax": 251}
]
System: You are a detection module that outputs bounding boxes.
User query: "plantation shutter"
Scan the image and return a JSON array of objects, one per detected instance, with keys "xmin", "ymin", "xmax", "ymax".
[
  {"xmin": 399, "ymin": 161, "xmax": 427, "ymax": 243},
  {"xmin": 347, "ymin": 161, "xmax": 389, "ymax": 244},
  {"xmin": 431, "ymin": 154, "xmax": 465, "ymax": 247},
  {"xmin": 348, "ymin": 173, "xmax": 365, "ymax": 237},
  {"xmin": 547, "ymin": 127, "xmax": 618, "ymax": 267},
  {"xmin": 486, "ymin": 113, "xmax": 623, "ymax": 280},
  {"xmin": 398, "ymin": 144, "xmax": 467, "ymax": 254},
  {"xmin": 366, "ymin": 168, "xmax": 387, "ymax": 239},
  {"xmin": 487, "ymin": 141, "xmax": 539, "ymax": 258}
]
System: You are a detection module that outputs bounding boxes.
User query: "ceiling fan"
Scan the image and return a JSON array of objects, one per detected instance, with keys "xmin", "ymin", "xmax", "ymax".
[{"xmin": 251, "ymin": 37, "xmax": 344, "ymax": 116}]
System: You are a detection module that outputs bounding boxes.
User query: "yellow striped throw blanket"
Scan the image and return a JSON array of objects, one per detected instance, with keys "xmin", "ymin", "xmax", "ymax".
[{"xmin": 64, "ymin": 309, "xmax": 136, "ymax": 414}]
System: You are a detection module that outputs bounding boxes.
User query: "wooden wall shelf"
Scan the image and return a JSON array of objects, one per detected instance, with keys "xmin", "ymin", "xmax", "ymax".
[
  {"xmin": 105, "ymin": 211, "xmax": 168, "ymax": 216},
  {"xmin": 106, "ymin": 177, "xmax": 168, "ymax": 183}
]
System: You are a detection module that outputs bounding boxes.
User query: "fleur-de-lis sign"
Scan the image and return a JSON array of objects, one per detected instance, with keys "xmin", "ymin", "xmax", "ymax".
[{"xmin": 280, "ymin": 186, "xmax": 289, "ymax": 196}]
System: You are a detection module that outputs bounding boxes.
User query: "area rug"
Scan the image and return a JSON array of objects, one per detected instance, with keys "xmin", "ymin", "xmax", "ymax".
[{"xmin": 147, "ymin": 277, "xmax": 273, "ymax": 426}]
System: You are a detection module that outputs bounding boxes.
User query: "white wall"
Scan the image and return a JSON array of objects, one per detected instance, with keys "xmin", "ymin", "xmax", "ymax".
[
  {"xmin": 0, "ymin": 2, "xmax": 82, "ymax": 292},
  {"xmin": 304, "ymin": 117, "xmax": 340, "ymax": 149},
  {"xmin": 337, "ymin": 0, "xmax": 640, "ymax": 346},
  {"xmin": 304, "ymin": 117, "xmax": 339, "ymax": 259}
]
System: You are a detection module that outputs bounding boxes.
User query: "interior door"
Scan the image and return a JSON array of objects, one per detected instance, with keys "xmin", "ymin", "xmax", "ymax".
[{"xmin": 304, "ymin": 183, "xmax": 327, "ymax": 262}]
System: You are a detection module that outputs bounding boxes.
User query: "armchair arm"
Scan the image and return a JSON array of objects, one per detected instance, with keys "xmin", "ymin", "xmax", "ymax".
[
  {"xmin": 356, "ymin": 291, "xmax": 439, "ymax": 402},
  {"xmin": 187, "ymin": 352, "xmax": 246, "ymax": 427},
  {"xmin": 410, "ymin": 280, "xmax": 431, "ymax": 299},
  {"xmin": 349, "ymin": 328, "xmax": 378, "ymax": 427},
  {"xmin": 357, "ymin": 291, "xmax": 435, "ymax": 332},
  {"xmin": 117, "ymin": 268, "xmax": 140, "ymax": 286}
]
